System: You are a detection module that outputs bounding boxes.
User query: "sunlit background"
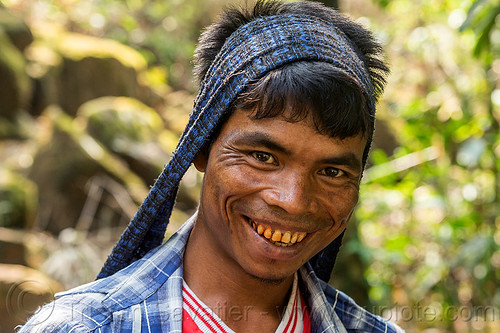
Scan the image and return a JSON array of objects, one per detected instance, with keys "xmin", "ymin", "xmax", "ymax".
[{"xmin": 0, "ymin": 0, "xmax": 498, "ymax": 332}]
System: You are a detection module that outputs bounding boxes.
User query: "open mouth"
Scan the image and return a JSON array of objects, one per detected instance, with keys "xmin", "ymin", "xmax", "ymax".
[{"xmin": 248, "ymin": 218, "xmax": 307, "ymax": 247}]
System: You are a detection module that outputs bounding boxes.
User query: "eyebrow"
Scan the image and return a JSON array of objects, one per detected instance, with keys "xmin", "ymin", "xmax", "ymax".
[
  {"xmin": 321, "ymin": 153, "xmax": 363, "ymax": 173},
  {"xmin": 234, "ymin": 132, "xmax": 292, "ymax": 155},
  {"xmin": 234, "ymin": 132, "xmax": 363, "ymax": 172}
]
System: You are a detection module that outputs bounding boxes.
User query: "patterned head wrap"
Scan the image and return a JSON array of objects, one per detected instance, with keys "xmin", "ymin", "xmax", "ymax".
[{"xmin": 97, "ymin": 13, "xmax": 374, "ymax": 280}]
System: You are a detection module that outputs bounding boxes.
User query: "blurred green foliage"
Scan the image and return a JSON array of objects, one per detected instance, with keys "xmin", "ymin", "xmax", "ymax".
[
  {"xmin": 0, "ymin": 0, "xmax": 498, "ymax": 332},
  {"xmin": 336, "ymin": 0, "xmax": 499, "ymax": 331},
  {"xmin": 1, "ymin": 0, "xmax": 233, "ymax": 90}
]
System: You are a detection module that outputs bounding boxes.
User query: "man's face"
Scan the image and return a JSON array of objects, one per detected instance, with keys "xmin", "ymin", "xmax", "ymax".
[{"xmin": 194, "ymin": 109, "xmax": 366, "ymax": 281}]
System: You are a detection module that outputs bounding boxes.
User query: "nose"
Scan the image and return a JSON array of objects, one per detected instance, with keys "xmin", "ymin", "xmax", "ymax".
[{"xmin": 261, "ymin": 171, "xmax": 317, "ymax": 215}]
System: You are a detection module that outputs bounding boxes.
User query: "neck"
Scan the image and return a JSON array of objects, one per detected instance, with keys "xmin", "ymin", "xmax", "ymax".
[{"xmin": 183, "ymin": 218, "xmax": 295, "ymax": 332}]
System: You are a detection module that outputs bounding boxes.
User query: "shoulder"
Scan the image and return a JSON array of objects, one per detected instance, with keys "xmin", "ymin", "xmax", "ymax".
[
  {"xmin": 17, "ymin": 264, "xmax": 162, "ymax": 332},
  {"xmin": 18, "ymin": 243, "xmax": 186, "ymax": 332},
  {"xmin": 321, "ymin": 281, "xmax": 405, "ymax": 333},
  {"xmin": 18, "ymin": 290, "xmax": 110, "ymax": 332},
  {"xmin": 18, "ymin": 218, "xmax": 193, "ymax": 332},
  {"xmin": 17, "ymin": 258, "xmax": 155, "ymax": 332}
]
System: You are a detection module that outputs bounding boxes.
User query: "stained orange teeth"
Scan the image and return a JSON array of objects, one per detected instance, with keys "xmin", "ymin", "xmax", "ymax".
[
  {"xmin": 281, "ymin": 232, "xmax": 291, "ymax": 243},
  {"xmin": 249, "ymin": 219, "xmax": 307, "ymax": 246},
  {"xmin": 271, "ymin": 230, "xmax": 282, "ymax": 242},
  {"xmin": 263, "ymin": 226, "xmax": 272, "ymax": 239}
]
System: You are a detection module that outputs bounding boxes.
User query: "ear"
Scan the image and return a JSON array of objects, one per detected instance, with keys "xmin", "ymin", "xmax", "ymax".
[{"xmin": 194, "ymin": 148, "xmax": 208, "ymax": 172}]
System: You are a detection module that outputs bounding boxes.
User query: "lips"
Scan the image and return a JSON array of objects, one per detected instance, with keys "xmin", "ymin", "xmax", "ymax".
[{"xmin": 248, "ymin": 218, "xmax": 307, "ymax": 247}]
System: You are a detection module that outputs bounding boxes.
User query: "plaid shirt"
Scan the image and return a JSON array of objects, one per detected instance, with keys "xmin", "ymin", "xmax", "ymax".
[{"xmin": 20, "ymin": 215, "xmax": 404, "ymax": 333}]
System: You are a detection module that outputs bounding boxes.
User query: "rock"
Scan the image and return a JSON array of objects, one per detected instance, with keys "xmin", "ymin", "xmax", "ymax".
[
  {"xmin": 0, "ymin": 228, "xmax": 26, "ymax": 265},
  {"xmin": 77, "ymin": 96, "xmax": 199, "ymax": 210},
  {"xmin": 0, "ymin": 28, "xmax": 31, "ymax": 119},
  {"xmin": 24, "ymin": 43, "xmax": 61, "ymax": 116},
  {"xmin": 28, "ymin": 25, "xmax": 157, "ymax": 116},
  {"xmin": 0, "ymin": 169, "xmax": 38, "ymax": 229},
  {"xmin": 57, "ymin": 56, "xmax": 146, "ymax": 116},
  {"xmin": 0, "ymin": 8, "xmax": 33, "ymax": 52},
  {"xmin": 0, "ymin": 264, "xmax": 62, "ymax": 332},
  {"xmin": 78, "ymin": 96, "xmax": 170, "ymax": 184},
  {"xmin": 0, "ymin": 227, "xmax": 57, "ymax": 269},
  {"xmin": 28, "ymin": 122, "xmax": 106, "ymax": 234},
  {"xmin": 29, "ymin": 107, "xmax": 148, "ymax": 234}
]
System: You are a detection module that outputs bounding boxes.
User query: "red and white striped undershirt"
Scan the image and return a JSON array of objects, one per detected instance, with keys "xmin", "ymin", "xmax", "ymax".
[{"xmin": 182, "ymin": 273, "xmax": 311, "ymax": 333}]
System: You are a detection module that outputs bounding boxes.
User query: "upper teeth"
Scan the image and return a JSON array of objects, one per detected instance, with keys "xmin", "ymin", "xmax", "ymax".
[{"xmin": 250, "ymin": 219, "xmax": 307, "ymax": 246}]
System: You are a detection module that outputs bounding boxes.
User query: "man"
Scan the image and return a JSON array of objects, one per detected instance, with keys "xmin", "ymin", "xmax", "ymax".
[{"xmin": 21, "ymin": 1, "xmax": 403, "ymax": 332}]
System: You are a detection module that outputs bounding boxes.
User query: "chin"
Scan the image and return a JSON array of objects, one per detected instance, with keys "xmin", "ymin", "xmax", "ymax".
[
  {"xmin": 251, "ymin": 275, "xmax": 288, "ymax": 285},
  {"xmin": 243, "ymin": 263, "xmax": 297, "ymax": 284}
]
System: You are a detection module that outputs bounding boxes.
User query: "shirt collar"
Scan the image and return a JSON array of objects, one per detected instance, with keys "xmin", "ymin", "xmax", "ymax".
[{"xmin": 299, "ymin": 264, "xmax": 347, "ymax": 333}]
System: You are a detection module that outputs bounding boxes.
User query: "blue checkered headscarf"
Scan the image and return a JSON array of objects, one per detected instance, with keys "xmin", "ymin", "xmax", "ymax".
[{"xmin": 97, "ymin": 13, "xmax": 374, "ymax": 281}]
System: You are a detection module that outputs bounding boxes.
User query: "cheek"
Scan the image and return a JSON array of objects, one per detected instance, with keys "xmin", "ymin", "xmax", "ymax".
[
  {"xmin": 202, "ymin": 165, "xmax": 261, "ymax": 216},
  {"xmin": 219, "ymin": 165, "xmax": 264, "ymax": 192},
  {"xmin": 325, "ymin": 186, "xmax": 360, "ymax": 218}
]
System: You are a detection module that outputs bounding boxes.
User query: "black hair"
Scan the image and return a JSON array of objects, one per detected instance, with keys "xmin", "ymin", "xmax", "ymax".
[
  {"xmin": 234, "ymin": 62, "xmax": 369, "ymax": 140},
  {"xmin": 193, "ymin": 0, "xmax": 389, "ymax": 161}
]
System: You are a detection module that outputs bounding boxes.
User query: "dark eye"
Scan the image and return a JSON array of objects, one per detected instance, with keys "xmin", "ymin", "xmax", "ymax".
[
  {"xmin": 319, "ymin": 167, "xmax": 344, "ymax": 178},
  {"xmin": 251, "ymin": 151, "xmax": 276, "ymax": 164}
]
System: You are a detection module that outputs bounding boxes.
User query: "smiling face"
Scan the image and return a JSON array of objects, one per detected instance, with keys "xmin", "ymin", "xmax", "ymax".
[{"xmin": 193, "ymin": 108, "xmax": 367, "ymax": 281}]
